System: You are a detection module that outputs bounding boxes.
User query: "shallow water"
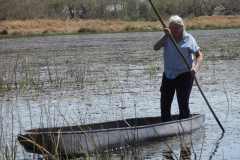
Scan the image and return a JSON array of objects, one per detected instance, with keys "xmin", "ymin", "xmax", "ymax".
[{"xmin": 0, "ymin": 29, "xmax": 240, "ymax": 159}]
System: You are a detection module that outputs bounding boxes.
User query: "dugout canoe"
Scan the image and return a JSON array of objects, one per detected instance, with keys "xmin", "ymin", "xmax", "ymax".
[{"xmin": 18, "ymin": 114, "xmax": 204, "ymax": 157}]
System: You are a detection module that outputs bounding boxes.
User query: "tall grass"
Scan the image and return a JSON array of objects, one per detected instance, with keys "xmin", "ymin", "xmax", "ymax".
[
  {"xmin": 1, "ymin": 16, "xmax": 240, "ymax": 37},
  {"xmin": 0, "ymin": 19, "xmax": 161, "ymax": 37},
  {"xmin": 186, "ymin": 16, "xmax": 240, "ymax": 29},
  {"xmin": 0, "ymin": 55, "xmax": 206, "ymax": 160}
]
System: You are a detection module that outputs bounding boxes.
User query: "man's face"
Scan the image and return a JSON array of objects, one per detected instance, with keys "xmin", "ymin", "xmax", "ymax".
[{"xmin": 169, "ymin": 23, "xmax": 183, "ymax": 40}]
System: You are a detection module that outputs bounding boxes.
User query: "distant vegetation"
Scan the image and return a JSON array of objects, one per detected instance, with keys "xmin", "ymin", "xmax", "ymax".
[
  {"xmin": 0, "ymin": 16, "xmax": 240, "ymax": 37},
  {"xmin": 0, "ymin": 0, "xmax": 240, "ymax": 37},
  {"xmin": 0, "ymin": 0, "xmax": 239, "ymax": 20}
]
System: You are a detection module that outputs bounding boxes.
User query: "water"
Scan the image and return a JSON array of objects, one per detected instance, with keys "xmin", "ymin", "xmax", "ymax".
[{"xmin": 0, "ymin": 29, "xmax": 240, "ymax": 159}]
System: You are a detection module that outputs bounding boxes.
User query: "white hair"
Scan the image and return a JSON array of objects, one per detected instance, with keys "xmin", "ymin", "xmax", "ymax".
[{"xmin": 168, "ymin": 15, "xmax": 184, "ymax": 26}]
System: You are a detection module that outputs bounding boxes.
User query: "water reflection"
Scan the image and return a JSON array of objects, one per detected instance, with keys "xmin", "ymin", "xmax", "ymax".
[
  {"xmin": 162, "ymin": 131, "xmax": 225, "ymax": 160},
  {"xmin": 162, "ymin": 144, "xmax": 191, "ymax": 160},
  {"xmin": 208, "ymin": 132, "xmax": 225, "ymax": 160},
  {"xmin": 162, "ymin": 149, "xmax": 175, "ymax": 160},
  {"xmin": 179, "ymin": 145, "xmax": 191, "ymax": 160}
]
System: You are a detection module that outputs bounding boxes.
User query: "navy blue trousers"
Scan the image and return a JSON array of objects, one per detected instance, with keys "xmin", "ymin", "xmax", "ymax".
[{"xmin": 160, "ymin": 71, "xmax": 195, "ymax": 121}]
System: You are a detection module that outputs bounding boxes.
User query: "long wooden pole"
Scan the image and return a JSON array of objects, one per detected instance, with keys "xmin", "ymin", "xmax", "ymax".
[{"xmin": 148, "ymin": 0, "xmax": 225, "ymax": 133}]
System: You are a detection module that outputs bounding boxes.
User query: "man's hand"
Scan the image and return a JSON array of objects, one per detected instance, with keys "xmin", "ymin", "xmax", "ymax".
[
  {"xmin": 192, "ymin": 50, "xmax": 204, "ymax": 74},
  {"xmin": 163, "ymin": 28, "xmax": 171, "ymax": 35},
  {"xmin": 191, "ymin": 66, "xmax": 197, "ymax": 73}
]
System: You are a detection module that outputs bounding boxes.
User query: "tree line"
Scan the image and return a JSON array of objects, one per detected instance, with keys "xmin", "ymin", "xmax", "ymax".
[{"xmin": 0, "ymin": 0, "xmax": 239, "ymax": 20}]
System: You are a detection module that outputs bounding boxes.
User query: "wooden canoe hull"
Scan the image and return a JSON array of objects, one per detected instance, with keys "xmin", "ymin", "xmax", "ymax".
[{"xmin": 18, "ymin": 114, "xmax": 204, "ymax": 156}]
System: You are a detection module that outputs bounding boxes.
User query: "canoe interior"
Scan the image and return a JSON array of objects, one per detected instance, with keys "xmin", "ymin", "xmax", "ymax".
[{"xmin": 26, "ymin": 114, "xmax": 200, "ymax": 133}]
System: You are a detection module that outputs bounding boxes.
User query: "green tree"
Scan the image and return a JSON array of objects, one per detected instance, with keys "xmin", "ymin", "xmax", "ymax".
[
  {"xmin": 139, "ymin": 2, "xmax": 150, "ymax": 20},
  {"xmin": 126, "ymin": 0, "xmax": 138, "ymax": 20}
]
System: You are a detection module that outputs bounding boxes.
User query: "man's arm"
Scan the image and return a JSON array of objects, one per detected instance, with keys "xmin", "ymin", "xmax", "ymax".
[
  {"xmin": 192, "ymin": 50, "xmax": 204, "ymax": 73},
  {"xmin": 153, "ymin": 34, "xmax": 167, "ymax": 51}
]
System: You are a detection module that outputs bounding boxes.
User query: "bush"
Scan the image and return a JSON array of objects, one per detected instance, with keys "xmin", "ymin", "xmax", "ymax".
[{"xmin": 0, "ymin": 29, "xmax": 8, "ymax": 35}]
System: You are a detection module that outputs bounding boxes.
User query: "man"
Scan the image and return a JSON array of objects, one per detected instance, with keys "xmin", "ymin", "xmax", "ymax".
[{"xmin": 153, "ymin": 15, "xmax": 203, "ymax": 122}]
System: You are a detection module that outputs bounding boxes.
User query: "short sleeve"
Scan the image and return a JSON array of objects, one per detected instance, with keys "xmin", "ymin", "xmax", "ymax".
[{"xmin": 190, "ymin": 36, "xmax": 200, "ymax": 54}]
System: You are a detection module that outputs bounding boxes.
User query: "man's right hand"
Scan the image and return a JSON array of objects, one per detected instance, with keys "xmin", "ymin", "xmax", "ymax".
[{"xmin": 163, "ymin": 28, "xmax": 171, "ymax": 35}]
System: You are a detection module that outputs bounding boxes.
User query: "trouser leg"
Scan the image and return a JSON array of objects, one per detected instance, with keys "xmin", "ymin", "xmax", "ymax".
[
  {"xmin": 160, "ymin": 74, "xmax": 175, "ymax": 122},
  {"xmin": 176, "ymin": 71, "xmax": 195, "ymax": 119}
]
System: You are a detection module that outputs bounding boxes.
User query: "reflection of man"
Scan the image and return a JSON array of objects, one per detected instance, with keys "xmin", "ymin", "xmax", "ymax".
[
  {"xmin": 162, "ymin": 145, "xmax": 191, "ymax": 160},
  {"xmin": 154, "ymin": 15, "xmax": 204, "ymax": 122},
  {"xmin": 180, "ymin": 145, "xmax": 191, "ymax": 160},
  {"xmin": 162, "ymin": 149, "xmax": 174, "ymax": 159}
]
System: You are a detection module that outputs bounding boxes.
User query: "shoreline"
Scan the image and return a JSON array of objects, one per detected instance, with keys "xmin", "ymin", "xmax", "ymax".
[{"xmin": 0, "ymin": 16, "xmax": 240, "ymax": 38}]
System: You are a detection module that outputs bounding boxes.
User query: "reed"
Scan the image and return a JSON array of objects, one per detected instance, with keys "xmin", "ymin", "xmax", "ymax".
[
  {"xmin": 0, "ymin": 68, "xmax": 207, "ymax": 160},
  {"xmin": 0, "ymin": 19, "xmax": 159, "ymax": 37},
  {"xmin": 186, "ymin": 16, "xmax": 240, "ymax": 29},
  {"xmin": 1, "ymin": 16, "xmax": 239, "ymax": 37}
]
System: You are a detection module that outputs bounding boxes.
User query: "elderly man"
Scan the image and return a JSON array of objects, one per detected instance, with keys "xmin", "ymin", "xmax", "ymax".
[{"xmin": 154, "ymin": 15, "xmax": 204, "ymax": 122}]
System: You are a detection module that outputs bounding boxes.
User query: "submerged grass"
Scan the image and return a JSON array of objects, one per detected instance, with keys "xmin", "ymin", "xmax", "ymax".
[{"xmin": 1, "ymin": 16, "xmax": 240, "ymax": 38}]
